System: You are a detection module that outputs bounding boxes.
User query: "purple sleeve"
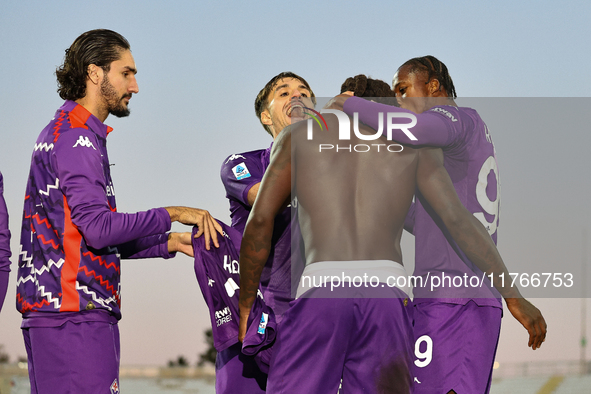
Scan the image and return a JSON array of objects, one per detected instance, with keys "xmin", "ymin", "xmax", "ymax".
[
  {"xmin": 0, "ymin": 173, "xmax": 11, "ymax": 273},
  {"xmin": 53, "ymin": 129, "xmax": 171, "ymax": 250},
  {"xmin": 343, "ymin": 96, "xmax": 459, "ymax": 147},
  {"xmin": 220, "ymin": 154, "xmax": 264, "ymax": 206},
  {"xmin": 0, "ymin": 271, "xmax": 8, "ymax": 313},
  {"xmin": 403, "ymin": 202, "xmax": 415, "ymax": 235},
  {"xmin": 118, "ymin": 233, "xmax": 175, "ymax": 259}
]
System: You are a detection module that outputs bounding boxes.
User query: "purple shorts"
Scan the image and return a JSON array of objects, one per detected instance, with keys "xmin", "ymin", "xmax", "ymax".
[
  {"xmin": 215, "ymin": 342, "xmax": 267, "ymax": 393},
  {"xmin": 412, "ymin": 300, "xmax": 502, "ymax": 393},
  {"xmin": 22, "ymin": 320, "xmax": 120, "ymax": 394},
  {"xmin": 268, "ymin": 285, "xmax": 413, "ymax": 393}
]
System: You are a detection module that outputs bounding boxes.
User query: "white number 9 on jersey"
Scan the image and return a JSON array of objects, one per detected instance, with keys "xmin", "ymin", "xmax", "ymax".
[
  {"xmin": 414, "ymin": 335, "xmax": 433, "ymax": 368},
  {"xmin": 473, "ymin": 156, "xmax": 500, "ymax": 236}
]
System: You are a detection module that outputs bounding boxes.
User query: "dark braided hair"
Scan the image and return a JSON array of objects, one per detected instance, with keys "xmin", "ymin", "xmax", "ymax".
[
  {"xmin": 56, "ymin": 29, "xmax": 130, "ymax": 101},
  {"xmin": 341, "ymin": 75, "xmax": 398, "ymax": 106},
  {"xmin": 400, "ymin": 56, "xmax": 457, "ymax": 99}
]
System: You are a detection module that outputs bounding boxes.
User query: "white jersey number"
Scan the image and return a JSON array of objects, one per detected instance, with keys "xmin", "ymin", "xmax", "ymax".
[
  {"xmin": 473, "ymin": 156, "xmax": 500, "ymax": 236},
  {"xmin": 414, "ymin": 335, "xmax": 433, "ymax": 368}
]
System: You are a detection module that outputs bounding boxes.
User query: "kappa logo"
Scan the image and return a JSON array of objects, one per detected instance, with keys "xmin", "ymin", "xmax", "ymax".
[
  {"xmin": 225, "ymin": 154, "xmax": 246, "ymax": 164},
  {"xmin": 73, "ymin": 136, "xmax": 96, "ymax": 150},
  {"xmin": 208, "ymin": 277, "xmax": 215, "ymax": 287},
  {"xmin": 110, "ymin": 378, "xmax": 119, "ymax": 394},
  {"xmin": 232, "ymin": 162, "xmax": 251, "ymax": 180}
]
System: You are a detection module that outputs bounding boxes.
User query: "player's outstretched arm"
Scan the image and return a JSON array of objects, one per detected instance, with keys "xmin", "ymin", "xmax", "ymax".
[
  {"xmin": 238, "ymin": 128, "xmax": 293, "ymax": 342},
  {"xmin": 165, "ymin": 207, "xmax": 223, "ymax": 251},
  {"xmin": 329, "ymin": 95, "xmax": 451, "ymax": 146},
  {"xmin": 416, "ymin": 147, "xmax": 547, "ymax": 349}
]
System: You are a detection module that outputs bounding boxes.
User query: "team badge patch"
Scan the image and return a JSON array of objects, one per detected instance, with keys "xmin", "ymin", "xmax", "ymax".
[
  {"xmin": 110, "ymin": 378, "xmax": 119, "ymax": 394},
  {"xmin": 257, "ymin": 312, "xmax": 268, "ymax": 334},
  {"xmin": 232, "ymin": 162, "xmax": 251, "ymax": 180}
]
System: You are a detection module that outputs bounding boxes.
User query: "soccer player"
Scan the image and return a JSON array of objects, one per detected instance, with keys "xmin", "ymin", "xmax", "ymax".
[
  {"xmin": 0, "ymin": 171, "xmax": 11, "ymax": 314},
  {"xmin": 334, "ymin": 56, "xmax": 547, "ymax": 393},
  {"xmin": 17, "ymin": 29, "xmax": 222, "ymax": 394},
  {"xmin": 214, "ymin": 72, "xmax": 313, "ymax": 393}
]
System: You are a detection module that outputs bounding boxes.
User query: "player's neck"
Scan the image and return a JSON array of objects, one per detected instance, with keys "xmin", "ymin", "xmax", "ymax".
[{"xmin": 75, "ymin": 96, "xmax": 109, "ymax": 123}]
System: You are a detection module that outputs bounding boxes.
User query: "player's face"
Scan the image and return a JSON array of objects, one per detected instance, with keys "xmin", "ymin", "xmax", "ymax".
[
  {"xmin": 100, "ymin": 49, "xmax": 139, "ymax": 118},
  {"xmin": 392, "ymin": 65, "xmax": 431, "ymax": 114},
  {"xmin": 261, "ymin": 78, "xmax": 314, "ymax": 137}
]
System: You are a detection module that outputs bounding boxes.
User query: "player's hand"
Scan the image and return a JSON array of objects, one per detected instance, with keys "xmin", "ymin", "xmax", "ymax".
[
  {"xmin": 165, "ymin": 207, "xmax": 223, "ymax": 250},
  {"xmin": 238, "ymin": 307, "xmax": 250, "ymax": 343},
  {"xmin": 505, "ymin": 297, "xmax": 547, "ymax": 350},
  {"xmin": 167, "ymin": 232, "xmax": 194, "ymax": 257},
  {"xmin": 323, "ymin": 92, "xmax": 354, "ymax": 111}
]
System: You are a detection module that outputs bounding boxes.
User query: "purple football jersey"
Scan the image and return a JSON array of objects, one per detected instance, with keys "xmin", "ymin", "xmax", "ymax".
[
  {"xmin": 221, "ymin": 144, "xmax": 295, "ymax": 318},
  {"xmin": 18, "ymin": 101, "xmax": 173, "ymax": 321},
  {"xmin": 344, "ymin": 98, "xmax": 501, "ymax": 306},
  {"xmin": 0, "ymin": 171, "xmax": 11, "ymax": 313},
  {"xmin": 192, "ymin": 221, "xmax": 276, "ymax": 372}
]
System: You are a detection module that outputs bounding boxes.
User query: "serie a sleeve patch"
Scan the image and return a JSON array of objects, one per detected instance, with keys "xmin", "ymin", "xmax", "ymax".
[{"xmin": 232, "ymin": 162, "xmax": 251, "ymax": 180}]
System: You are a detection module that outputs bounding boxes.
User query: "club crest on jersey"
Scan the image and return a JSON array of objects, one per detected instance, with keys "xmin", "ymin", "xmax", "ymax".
[
  {"xmin": 232, "ymin": 162, "xmax": 251, "ymax": 180},
  {"xmin": 257, "ymin": 312, "xmax": 269, "ymax": 334},
  {"xmin": 225, "ymin": 154, "xmax": 246, "ymax": 164},
  {"xmin": 73, "ymin": 135, "xmax": 97, "ymax": 150},
  {"xmin": 110, "ymin": 378, "xmax": 119, "ymax": 394}
]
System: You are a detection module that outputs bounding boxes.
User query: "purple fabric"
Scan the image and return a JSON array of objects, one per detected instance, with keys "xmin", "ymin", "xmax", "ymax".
[
  {"xmin": 343, "ymin": 96, "xmax": 454, "ymax": 147},
  {"xmin": 215, "ymin": 342, "xmax": 267, "ymax": 393},
  {"xmin": 412, "ymin": 301, "xmax": 501, "ymax": 393},
  {"xmin": 0, "ymin": 172, "xmax": 11, "ymax": 314},
  {"xmin": 18, "ymin": 100, "xmax": 172, "ymax": 320},
  {"xmin": 345, "ymin": 99, "xmax": 502, "ymax": 306},
  {"xmin": 23, "ymin": 318, "xmax": 120, "ymax": 394},
  {"xmin": 267, "ymin": 285, "xmax": 413, "ymax": 394},
  {"xmin": 193, "ymin": 221, "xmax": 272, "ymax": 392},
  {"xmin": 220, "ymin": 144, "xmax": 294, "ymax": 318},
  {"xmin": 192, "ymin": 222, "xmax": 274, "ymax": 353}
]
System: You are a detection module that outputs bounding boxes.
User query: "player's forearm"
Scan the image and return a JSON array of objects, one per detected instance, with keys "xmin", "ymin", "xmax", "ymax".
[
  {"xmin": 447, "ymin": 212, "xmax": 522, "ymax": 299},
  {"xmin": 238, "ymin": 215, "xmax": 273, "ymax": 313},
  {"xmin": 73, "ymin": 206, "xmax": 171, "ymax": 250},
  {"xmin": 343, "ymin": 96, "xmax": 449, "ymax": 146}
]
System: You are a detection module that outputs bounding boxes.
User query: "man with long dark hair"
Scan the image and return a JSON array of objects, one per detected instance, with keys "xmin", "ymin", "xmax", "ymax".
[{"xmin": 18, "ymin": 29, "xmax": 222, "ymax": 393}]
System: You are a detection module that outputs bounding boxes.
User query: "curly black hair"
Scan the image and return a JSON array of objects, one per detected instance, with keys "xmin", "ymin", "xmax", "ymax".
[{"xmin": 341, "ymin": 75, "xmax": 398, "ymax": 106}]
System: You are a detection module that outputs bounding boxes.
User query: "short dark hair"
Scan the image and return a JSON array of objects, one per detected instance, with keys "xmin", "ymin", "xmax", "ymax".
[
  {"xmin": 56, "ymin": 29, "xmax": 131, "ymax": 101},
  {"xmin": 399, "ymin": 55, "xmax": 457, "ymax": 99},
  {"xmin": 254, "ymin": 71, "xmax": 316, "ymax": 136},
  {"xmin": 341, "ymin": 74, "xmax": 398, "ymax": 106}
]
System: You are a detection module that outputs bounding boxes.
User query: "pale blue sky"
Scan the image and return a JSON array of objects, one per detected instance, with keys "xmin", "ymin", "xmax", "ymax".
[{"xmin": 0, "ymin": 1, "xmax": 590, "ymax": 367}]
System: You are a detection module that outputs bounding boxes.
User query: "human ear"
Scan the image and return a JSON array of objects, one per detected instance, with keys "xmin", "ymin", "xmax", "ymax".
[
  {"xmin": 261, "ymin": 110, "xmax": 273, "ymax": 126},
  {"xmin": 87, "ymin": 64, "xmax": 102, "ymax": 85}
]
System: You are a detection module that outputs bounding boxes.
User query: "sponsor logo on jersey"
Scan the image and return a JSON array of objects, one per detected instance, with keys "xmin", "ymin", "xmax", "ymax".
[
  {"xmin": 225, "ymin": 154, "xmax": 246, "ymax": 164},
  {"xmin": 215, "ymin": 306, "xmax": 232, "ymax": 326},
  {"xmin": 73, "ymin": 135, "xmax": 97, "ymax": 150},
  {"xmin": 106, "ymin": 184, "xmax": 115, "ymax": 197},
  {"xmin": 110, "ymin": 379, "xmax": 119, "ymax": 394},
  {"xmin": 224, "ymin": 278, "xmax": 240, "ymax": 298},
  {"xmin": 232, "ymin": 162, "xmax": 251, "ymax": 180},
  {"xmin": 257, "ymin": 312, "xmax": 269, "ymax": 334},
  {"xmin": 429, "ymin": 107, "xmax": 457, "ymax": 122},
  {"xmin": 223, "ymin": 255, "xmax": 239, "ymax": 274}
]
